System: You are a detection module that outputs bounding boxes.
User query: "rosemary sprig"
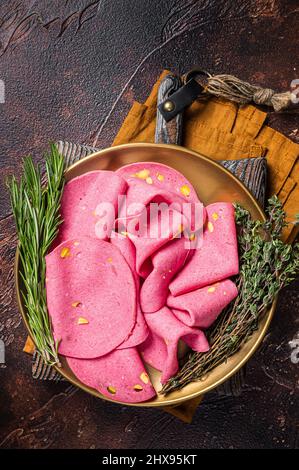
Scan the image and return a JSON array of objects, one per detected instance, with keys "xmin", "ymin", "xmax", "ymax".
[
  {"xmin": 7, "ymin": 144, "xmax": 65, "ymax": 366},
  {"xmin": 162, "ymin": 196, "xmax": 299, "ymax": 394}
]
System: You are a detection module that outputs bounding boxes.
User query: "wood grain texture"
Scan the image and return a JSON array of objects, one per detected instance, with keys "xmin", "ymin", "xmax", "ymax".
[
  {"xmin": 0, "ymin": 0, "xmax": 298, "ymax": 449},
  {"xmin": 155, "ymin": 74, "xmax": 183, "ymax": 145}
]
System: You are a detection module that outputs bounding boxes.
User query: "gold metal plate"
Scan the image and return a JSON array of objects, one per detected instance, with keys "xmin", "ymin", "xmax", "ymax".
[{"xmin": 16, "ymin": 143, "xmax": 275, "ymax": 407}]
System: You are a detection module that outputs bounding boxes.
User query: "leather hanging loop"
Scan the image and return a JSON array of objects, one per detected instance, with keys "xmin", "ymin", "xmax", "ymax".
[
  {"xmin": 158, "ymin": 78, "xmax": 204, "ymax": 122},
  {"xmin": 160, "ymin": 67, "xmax": 298, "ymax": 122},
  {"xmin": 181, "ymin": 68, "xmax": 211, "ymax": 86}
]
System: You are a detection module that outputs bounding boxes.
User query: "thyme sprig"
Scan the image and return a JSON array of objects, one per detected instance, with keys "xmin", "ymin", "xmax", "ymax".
[
  {"xmin": 8, "ymin": 144, "xmax": 65, "ymax": 365},
  {"xmin": 162, "ymin": 196, "xmax": 299, "ymax": 394}
]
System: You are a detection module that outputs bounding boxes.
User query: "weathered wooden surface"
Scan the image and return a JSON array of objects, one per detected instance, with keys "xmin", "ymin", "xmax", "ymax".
[{"xmin": 0, "ymin": 0, "xmax": 298, "ymax": 449}]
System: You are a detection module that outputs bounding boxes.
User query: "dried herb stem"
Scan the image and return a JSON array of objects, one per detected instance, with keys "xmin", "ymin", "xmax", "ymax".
[{"xmin": 162, "ymin": 196, "xmax": 299, "ymax": 394}]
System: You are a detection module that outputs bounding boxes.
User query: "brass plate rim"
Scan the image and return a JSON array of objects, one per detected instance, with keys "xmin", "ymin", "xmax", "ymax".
[{"xmin": 15, "ymin": 142, "xmax": 276, "ymax": 408}]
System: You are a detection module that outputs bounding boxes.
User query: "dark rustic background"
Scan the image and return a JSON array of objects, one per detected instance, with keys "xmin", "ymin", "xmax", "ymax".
[{"xmin": 0, "ymin": 0, "xmax": 298, "ymax": 449}]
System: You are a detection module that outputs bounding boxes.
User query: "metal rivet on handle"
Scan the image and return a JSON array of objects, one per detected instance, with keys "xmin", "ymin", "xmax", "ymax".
[{"xmin": 163, "ymin": 100, "xmax": 175, "ymax": 112}]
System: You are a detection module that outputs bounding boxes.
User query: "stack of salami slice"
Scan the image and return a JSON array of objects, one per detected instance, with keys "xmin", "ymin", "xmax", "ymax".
[{"xmin": 46, "ymin": 162, "xmax": 239, "ymax": 403}]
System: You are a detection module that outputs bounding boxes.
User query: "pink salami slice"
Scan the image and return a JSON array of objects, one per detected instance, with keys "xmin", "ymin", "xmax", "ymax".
[
  {"xmin": 116, "ymin": 162, "xmax": 199, "ymax": 202},
  {"xmin": 125, "ymin": 204, "xmax": 189, "ymax": 278},
  {"xmin": 144, "ymin": 307, "xmax": 209, "ymax": 383},
  {"xmin": 167, "ymin": 279, "xmax": 238, "ymax": 327},
  {"xmin": 170, "ymin": 203, "xmax": 239, "ymax": 296},
  {"xmin": 117, "ymin": 178, "xmax": 205, "ymax": 234},
  {"xmin": 111, "ymin": 233, "xmax": 149, "ymax": 348},
  {"xmin": 119, "ymin": 178, "xmax": 192, "ymax": 217},
  {"xmin": 115, "ymin": 165, "xmax": 205, "ymax": 279},
  {"xmin": 138, "ymin": 330, "xmax": 168, "ymax": 372},
  {"xmin": 46, "ymin": 238, "xmax": 136, "ymax": 358},
  {"xmin": 67, "ymin": 348, "xmax": 156, "ymax": 403},
  {"xmin": 54, "ymin": 171, "xmax": 127, "ymax": 247},
  {"xmin": 140, "ymin": 237, "xmax": 191, "ymax": 313}
]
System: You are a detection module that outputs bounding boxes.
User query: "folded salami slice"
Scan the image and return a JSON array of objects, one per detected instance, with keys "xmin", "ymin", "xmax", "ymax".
[
  {"xmin": 167, "ymin": 279, "xmax": 238, "ymax": 327},
  {"xmin": 67, "ymin": 348, "xmax": 156, "ymax": 403},
  {"xmin": 116, "ymin": 162, "xmax": 199, "ymax": 202},
  {"xmin": 111, "ymin": 233, "xmax": 149, "ymax": 348},
  {"xmin": 46, "ymin": 238, "xmax": 136, "ymax": 358},
  {"xmin": 117, "ymin": 178, "xmax": 205, "ymax": 234},
  {"xmin": 138, "ymin": 330, "xmax": 168, "ymax": 372},
  {"xmin": 124, "ymin": 204, "xmax": 189, "ymax": 278},
  {"xmin": 140, "ymin": 237, "xmax": 191, "ymax": 313},
  {"xmin": 115, "ymin": 164, "xmax": 206, "ymax": 279},
  {"xmin": 170, "ymin": 203, "xmax": 239, "ymax": 296},
  {"xmin": 144, "ymin": 307, "xmax": 209, "ymax": 383},
  {"xmin": 54, "ymin": 170, "xmax": 127, "ymax": 247},
  {"xmin": 117, "ymin": 162, "xmax": 205, "ymax": 235}
]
